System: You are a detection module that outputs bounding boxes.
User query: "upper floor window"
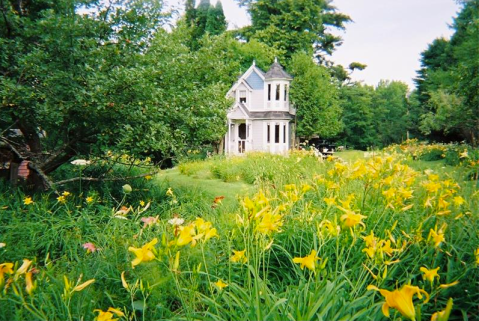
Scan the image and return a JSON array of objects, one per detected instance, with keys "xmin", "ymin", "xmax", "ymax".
[
  {"xmin": 284, "ymin": 84, "xmax": 288, "ymax": 101},
  {"xmin": 268, "ymin": 84, "xmax": 271, "ymax": 101},
  {"xmin": 239, "ymin": 90, "xmax": 246, "ymax": 103},
  {"xmin": 276, "ymin": 84, "xmax": 280, "ymax": 100}
]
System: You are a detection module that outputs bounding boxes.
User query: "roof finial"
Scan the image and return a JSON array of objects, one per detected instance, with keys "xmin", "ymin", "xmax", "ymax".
[
  {"xmin": 274, "ymin": 57, "xmax": 278, "ymax": 63},
  {"xmin": 253, "ymin": 59, "xmax": 256, "ymax": 66}
]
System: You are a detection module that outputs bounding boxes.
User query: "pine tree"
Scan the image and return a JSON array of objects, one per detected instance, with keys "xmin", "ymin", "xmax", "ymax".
[{"xmin": 205, "ymin": 1, "xmax": 227, "ymax": 35}]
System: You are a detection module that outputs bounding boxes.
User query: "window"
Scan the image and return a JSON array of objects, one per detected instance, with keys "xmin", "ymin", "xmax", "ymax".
[
  {"xmin": 283, "ymin": 124, "xmax": 286, "ymax": 143},
  {"xmin": 275, "ymin": 124, "xmax": 280, "ymax": 143},
  {"xmin": 267, "ymin": 124, "xmax": 270, "ymax": 143},
  {"xmin": 268, "ymin": 84, "xmax": 271, "ymax": 101},
  {"xmin": 284, "ymin": 85, "xmax": 288, "ymax": 101},
  {"xmin": 238, "ymin": 123, "xmax": 246, "ymax": 139},
  {"xmin": 276, "ymin": 84, "xmax": 280, "ymax": 100},
  {"xmin": 239, "ymin": 90, "xmax": 246, "ymax": 103}
]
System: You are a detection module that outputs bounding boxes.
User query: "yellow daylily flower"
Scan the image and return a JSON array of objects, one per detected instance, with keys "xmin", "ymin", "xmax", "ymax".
[
  {"xmin": 73, "ymin": 278, "xmax": 95, "ymax": 292},
  {"xmin": 94, "ymin": 307, "xmax": 125, "ymax": 321},
  {"xmin": 177, "ymin": 224, "xmax": 196, "ymax": 246},
  {"xmin": 120, "ymin": 271, "xmax": 129, "ymax": 290},
  {"xmin": 293, "ymin": 249, "xmax": 320, "ymax": 272},
  {"xmin": 339, "ymin": 208, "xmax": 366, "ymax": 228},
  {"xmin": 204, "ymin": 228, "xmax": 218, "ymax": 241},
  {"xmin": 86, "ymin": 196, "xmax": 94, "ymax": 203},
  {"xmin": 475, "ymin": 248, "xmax": 479, "ymax": 265},
  {"xmin": 214, "ymin": 279, "xmax": 228, "ymax": 290},
  {"xmin": 256, "ymin": 212, "xmax": 283, "ymax": 234},
  {"xmin": 230, "ymin": 249, "xmax": 248, "ymax": 264},
  {"xmin": 420, "ymin": 266, "xmax": 440, "ymax": 285},
  {"xmin": 15, "ymin": 259, "xmax": 32, "ymax": 277},
  {"xmin": 23, "ymin": 197, "xmax": 34, "ymax": 205},
  {"xmin": 25, "ymin": 271, "xmax": 35, "ymax": 294},
  {"xmin": 128, "ymin": 238, "xmax": 157, "ymax": 268},
  {"xmin": 428, "ymin": 225, "xmax": 445, "ymax": 248},
  {"xmin": 0, "ymin": 262, "xmax": 14, "ymax": 286},
  {"xmin": 323, "ymin": 196, "xmax": 336, "ymax": 206},
  {"xmin": 368, "ymin": 284, "xmax": 429, "ymax": 321},
  {"xmin": 431, "ymin": 298, "xmax": 453, "ymax": 321},
  {"xmin": 452, "ymin": 196, "xmax": 465, "ymax": 207}
]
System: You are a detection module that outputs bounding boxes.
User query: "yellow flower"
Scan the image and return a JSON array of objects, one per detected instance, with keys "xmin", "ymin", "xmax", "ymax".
[
  {"xmin": 73, "ymin": 278, "xmax": 95, "ymax": 292},
  {"xmin": 25, "ymin": 271, "xmax": 35, "ymax": 294},
  {"xmin": 16, "ymin": 259, "xmax": 32, "ymax": 277},
  {"xmin": 431, "ymin": 298, "xmax": 453, "ymax": 321},
  {"xmin": 256, "ymin": 212, "xmax": 283, "ymax": 234},
  {"xmin": 368, "ymin": 284, "xmax": 429, "ymax": 321},
  {"xmin": 453, "ymin": 196, "xmax": 465, "ymax": 207},
  {"xmin": 128, "ymin": 238, "xmax": 157, "ymax": 268},
  {"xmin": 339, "ymin": 208, "xmax": 366, "ymax": 228},
  {"xmin": 94, "ymin": 307, "xmax": 125, "ymax": 321},
  {"xmin": 144, "ymin": 175, "xmax": 152, "ymax": 180},
  {"xmin": 139, "ymin": 200, "xmax": 145, "ymax": 207},
  {"xmin": 166, "ymin": 187, "xmax": 174, "ymax": 196},
  {"xmin": 439, "ymin": 280, "xmax": 459, "ymax": 289},
  {"xmin": 57, "ymin": 195, "xmax": 67, "ymax": 203},
  {"xmin": 214, "ymin": 279, "xmax": 228, "ymax": 290},
  {"xmin": 475, "ymin": 248, "xmax": 479, "ymax": 265},
  {"xmin": 428, "ymin": 225, "xmax": 445, "ymax": 248},
  {"xmin": 459, "ymin": 149, "xmax": 468, "ymax": 158},
  {"xmin": 23, "ymin": 197, "xmax": 34, "ymax": 205},
  {"xmin": 204, "ymin": 228, "xmax": 218, "ymax": 241},
  {"xmin": 420, "ymin": 266, "xmax": 440, "ymax": 285},
  {"xmin": 62, "ymin": 191, "xmax": 71, "ymax": 197},
  {"xmin": 177, "ymin": 224, "xmax": 196, "ymax": 246},
  {"xmin": 230, "ymin": 249, "xmax": 248, "ymax": 264},
  {"xmin": 293, "ymin": 249, "xmax": 320, "ymax": 272},
  {"xmin": 323, "ymin": 196, "xmax": 336, "ymax": 206},
  {"xmin": 0, "ymin": 262, "xmax": 14, "ymax": 286},
  {"xmin": 86, "ymin": 196, "xmax": 94, "ymax": 203},
  {"xmin": 120, "ymin": 271, "xmax": 129, "ymax": 290}
]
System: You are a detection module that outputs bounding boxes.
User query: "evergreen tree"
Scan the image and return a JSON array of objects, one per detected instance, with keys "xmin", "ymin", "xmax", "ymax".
[{"xmin": 206, "ymin": 1, "xmax": 227, "ymax": 35}]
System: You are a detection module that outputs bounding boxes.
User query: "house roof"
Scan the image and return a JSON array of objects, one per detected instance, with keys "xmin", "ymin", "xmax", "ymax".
[
  {"xmin": 228, "ymin": 103, "xmax": 294, "ymax": 120},
  {"xmin": 265, "ymin": 59, "xmax": 293, "ymax": 80}
]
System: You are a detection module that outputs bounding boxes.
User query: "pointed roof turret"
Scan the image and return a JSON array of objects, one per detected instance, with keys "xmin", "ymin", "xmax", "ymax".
[{"xmin": 265, "ymin": 58, "xmax": 293, "ymax": 80}]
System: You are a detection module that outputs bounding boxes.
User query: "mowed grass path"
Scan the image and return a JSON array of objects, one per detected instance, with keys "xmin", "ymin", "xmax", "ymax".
[{"xmin": 156, "ymin": 167, "xmax": 253, "ymax": 211}]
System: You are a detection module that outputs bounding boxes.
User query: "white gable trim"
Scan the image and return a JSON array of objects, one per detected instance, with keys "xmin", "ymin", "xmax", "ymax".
[
  {"xmin": 227, "ymin": 78, "xmax": 253, "ymax": 97},
  {"xmin": 226, "ymin": 63, "xmax": 265, "ymax": 97},
  {"xmin": 227, "ymin": 103, "xmax": 249, "ymax": 120}
]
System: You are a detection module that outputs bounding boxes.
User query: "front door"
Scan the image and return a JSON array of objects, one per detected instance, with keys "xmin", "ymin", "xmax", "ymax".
[{"xmin": 238, "ymin": 123, "xmax": 246, "ymax": 153}]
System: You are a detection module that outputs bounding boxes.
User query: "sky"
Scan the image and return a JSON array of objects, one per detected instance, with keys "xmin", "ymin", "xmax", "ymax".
[{"xmin": 166, "ymin": 0, "xmax": 462, "ymax": 90}]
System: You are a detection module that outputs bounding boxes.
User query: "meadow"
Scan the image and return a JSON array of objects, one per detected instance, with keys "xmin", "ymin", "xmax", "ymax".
[{"xmin": 0, "ymin": 142, "xmax": 478, "ymax": 321}]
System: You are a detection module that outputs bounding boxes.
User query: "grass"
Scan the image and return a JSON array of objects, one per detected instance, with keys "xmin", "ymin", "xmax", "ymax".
[{"xmin": 0, "ymin": 146, "xmax": 478, "ymax": 321}]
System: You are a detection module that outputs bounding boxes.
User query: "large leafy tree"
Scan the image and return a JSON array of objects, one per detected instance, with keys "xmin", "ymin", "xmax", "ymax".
[
  {"xmin": 372, "ymin": 81, "xmax": 410, "ymax": 147},
  {"xmin": 338, "ymin": 83, "xmax": 377, "ymax": 150},
  {"xmin": 0, "ymin": 0, "xmax": 235, "ymax": 189},
  {"xmin": 236, "ymin": 0, "xmax": 350, "ymax": 63},
  {"xmin": 415, "ymin": 0, "xmax": 479, "ymax": 144},
  {"xmin": 289, "ymin": 52, "xmax": 343, "ymax": 139}
]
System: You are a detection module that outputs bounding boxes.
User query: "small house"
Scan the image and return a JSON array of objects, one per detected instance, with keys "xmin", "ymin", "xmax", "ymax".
[{"xmin": 225, "ymin": 59, "xmax": 295, "ymax": 155}]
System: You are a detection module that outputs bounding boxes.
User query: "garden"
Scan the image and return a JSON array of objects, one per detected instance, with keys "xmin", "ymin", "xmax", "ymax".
[{"xmin": 0, "ymin": 141, "xmax": 478, "ymax": 321}]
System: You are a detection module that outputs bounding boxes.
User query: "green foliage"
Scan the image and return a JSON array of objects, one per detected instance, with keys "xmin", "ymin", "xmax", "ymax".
[
  {"xmin": 1, "ymin": 149, "xmax": 479, "ymax": 320},
  {"xmin": 289, "ymin": 52, "xmax": 343, "ymax": 139},
  {"xmin": 415, "ymin": 0, "xmax": 479, "ymax": 144},
  {"xmin": 237, "ymin": 0, "xmax": 350, "ymax": 62},
  {"xmin": 338, "ymin": 83, "xmax": 378, "ymax": 150}
]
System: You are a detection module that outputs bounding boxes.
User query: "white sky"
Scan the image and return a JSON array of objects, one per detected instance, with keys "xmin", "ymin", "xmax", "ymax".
[{"xmin": 166, "ymin": 0, "xmax": 461, "ymax": 90}]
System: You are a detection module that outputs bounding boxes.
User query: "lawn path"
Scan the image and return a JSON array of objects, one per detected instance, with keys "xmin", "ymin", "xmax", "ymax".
[{"xmin": 156, "ymin": 167, "xmax": 254, "ymax": 211}]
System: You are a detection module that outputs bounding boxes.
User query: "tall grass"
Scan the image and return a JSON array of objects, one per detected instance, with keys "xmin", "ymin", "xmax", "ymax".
[{"xmin": 1, "ymin": 149, "xmax": 478, "ymax": 320}]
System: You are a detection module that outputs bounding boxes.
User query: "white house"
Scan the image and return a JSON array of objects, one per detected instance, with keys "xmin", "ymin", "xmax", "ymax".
[{"xmin": 225, "ymin": 59, "xmax": 295, "ymax": 155}]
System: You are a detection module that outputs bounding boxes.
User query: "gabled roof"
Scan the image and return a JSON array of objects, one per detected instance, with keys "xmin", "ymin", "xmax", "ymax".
[
  {"xmin": 265, "ymin": 58, "xmax": 293, "ymax": 80},
  {"xmin": 226, "ymin": 61, "xmax": 265, "ymax": 97}
]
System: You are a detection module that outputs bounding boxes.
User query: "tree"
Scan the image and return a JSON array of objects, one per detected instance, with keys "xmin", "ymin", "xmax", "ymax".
[
  {"xmin": 372, "ymin": 81, "xmax": 410, "ymax": 147},
  {"xmin": 236, "ymin": 0, "xmax": 350, "ymax": 62},
  {"xmin": 289, "ymin": 52, "xmax": 343, "ymax": 139},
  {"xmin": 338, "ymin": 83, "xmax": 377, "ymax": 150},
  {"xmin": 205, "ymin": 1, "xmax": 227, "ymax": 35},
  {"xmin": 414, "ymin": 0, "xmax": 479, "ymax": 144},
  {"xmin": 0, "ymin": 0, "xmax": 235, "ymax": 189}
]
